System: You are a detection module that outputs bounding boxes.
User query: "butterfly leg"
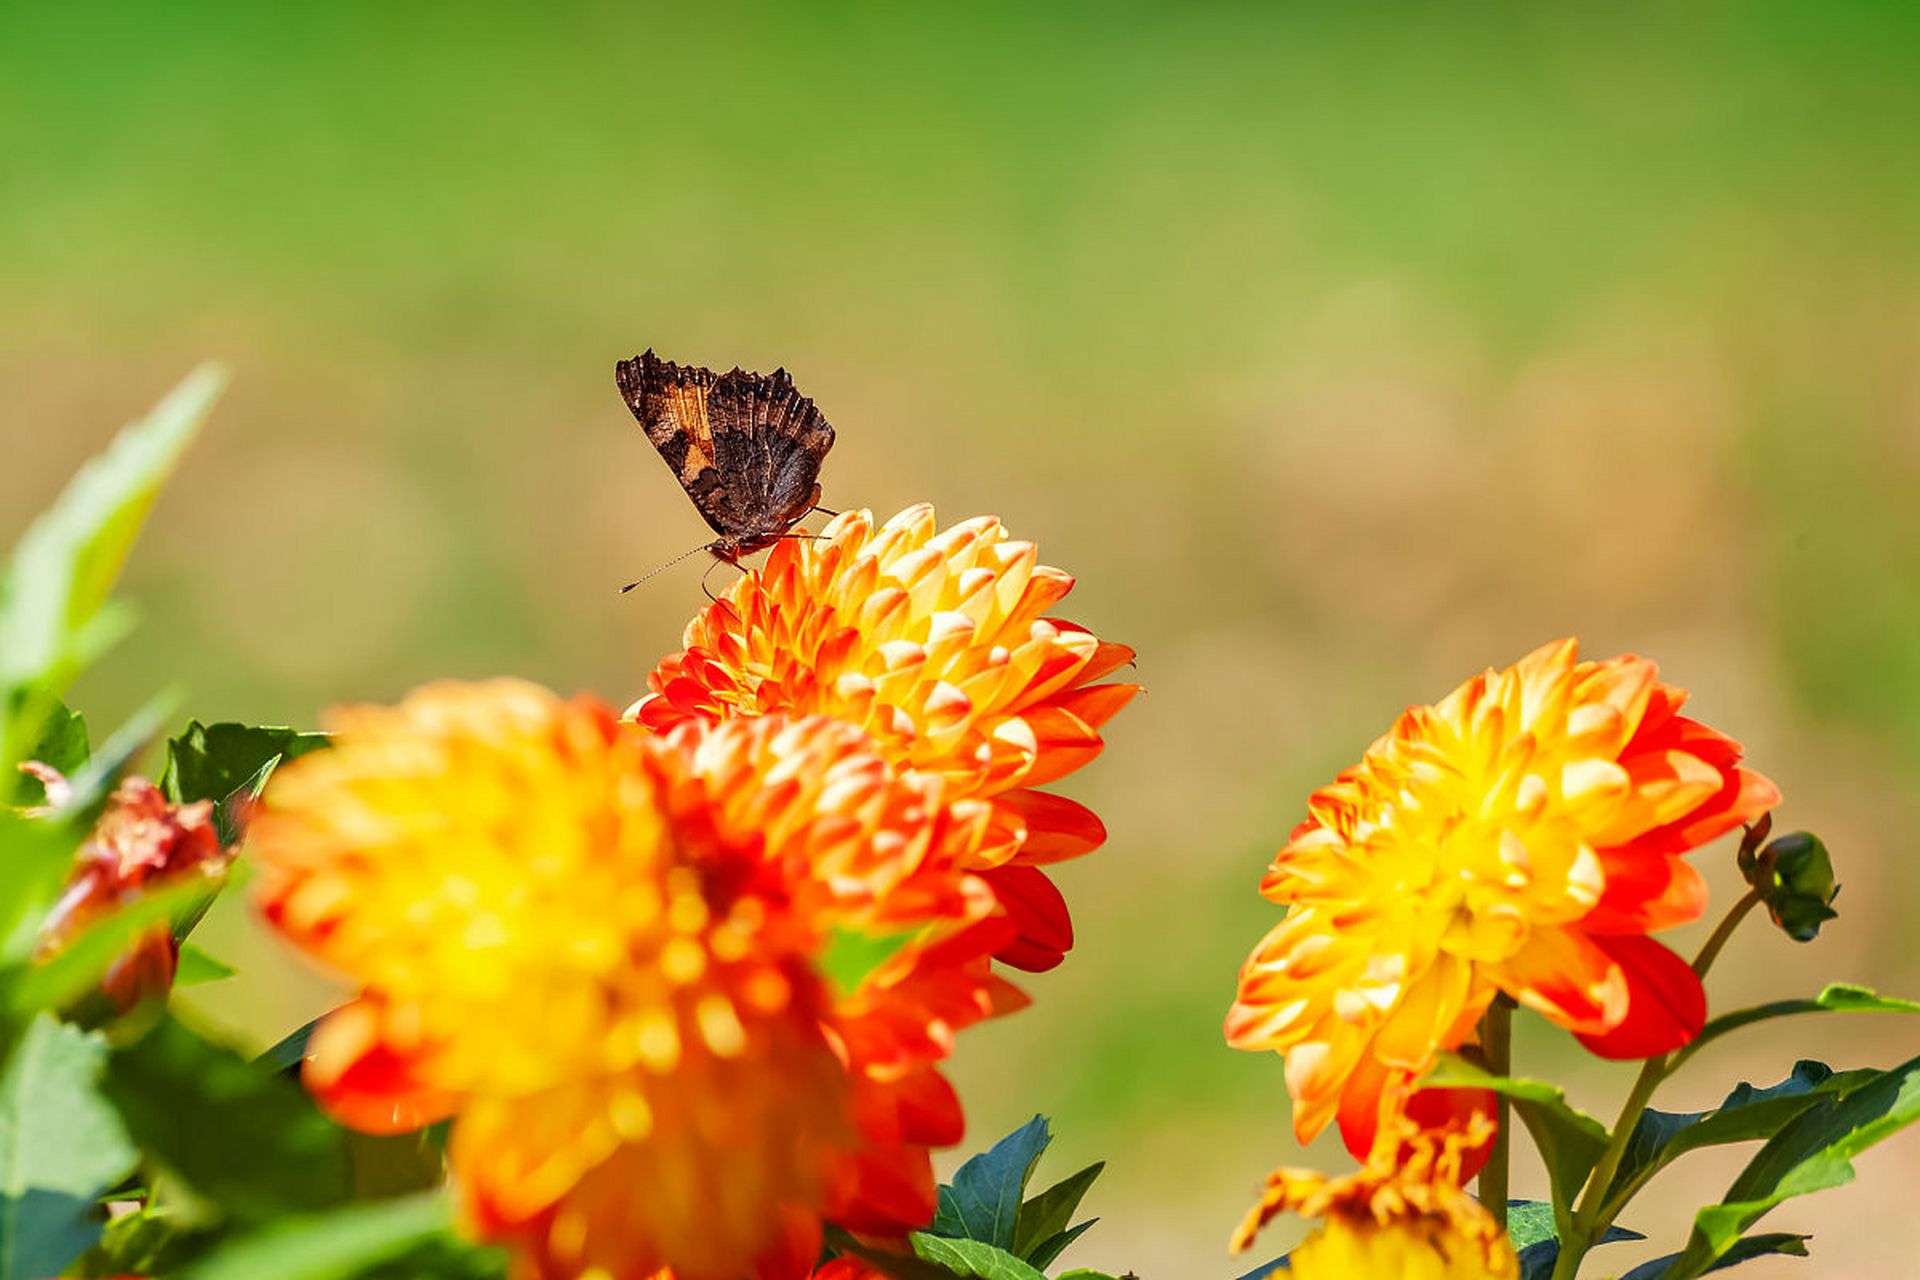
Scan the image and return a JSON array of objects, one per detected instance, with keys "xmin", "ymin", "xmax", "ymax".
[
  {"xmin": 809, "ymin": 505, "xmax": 841, "ymax": 518},
  {"xmin": 699, "ymin": 556, "xmax": 750, "ymax": 603}
]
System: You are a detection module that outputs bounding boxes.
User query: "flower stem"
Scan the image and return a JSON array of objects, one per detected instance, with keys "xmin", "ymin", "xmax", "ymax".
[
  {"xmin": 1690, "ymin": 888, "xmax": 1763, "ymax": 980},
  {"xmin": 1479, "ymin": 995, "xmax": 1515, "ymax": 1231},
  {"xmin": 1549, "ymin": 887, "xmax": 1766, "ymax": 1280}
]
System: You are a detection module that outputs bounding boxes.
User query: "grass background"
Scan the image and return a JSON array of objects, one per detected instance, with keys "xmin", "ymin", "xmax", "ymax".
[{"xmin": 4, "ymin": 3, "xmax": 1919, "ymax": 1274}]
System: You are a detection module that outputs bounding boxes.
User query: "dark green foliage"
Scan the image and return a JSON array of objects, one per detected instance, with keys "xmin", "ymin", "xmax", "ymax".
[{"xmin": 102, "ymin": 1016, "xmax": 354, "ymax": 1222}]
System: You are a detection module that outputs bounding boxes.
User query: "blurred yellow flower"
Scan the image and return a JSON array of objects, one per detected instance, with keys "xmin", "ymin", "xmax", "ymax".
[
  {"xmin": 253, "ymin": 681, "xmax": 1013, "ymax": 1280},
  {"xmin": 630, "ymin": 504, "xmax": 1138, "ymax": 971},
  {"xmin": 1227, "ymin": 639, "xmax": 1778, "ymax": 1158},
  {"xmin": 1232, "ymin": 1100, "xmax": 1517, "ymax": 1280}
]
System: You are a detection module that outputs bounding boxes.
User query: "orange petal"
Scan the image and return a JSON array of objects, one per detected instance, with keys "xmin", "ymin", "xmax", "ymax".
[
  {"xmin": 1488, "ymin": 926, "xmax": 1627, "ymax": 1036},
  {"xmin": 981, "ymin": 864, "xmax": 1072, "ymax": 972},
  {"xmin": 1000, "ymin": 789, "xmax": 1106, "ymax": 864},
  {"xmin": 1573, "ymin": 934, "xmax": 1705, "ymax": 1059},
  {"xmin": 1581, "ymin": 850, "xmax": 1707, "ymax": 935}
]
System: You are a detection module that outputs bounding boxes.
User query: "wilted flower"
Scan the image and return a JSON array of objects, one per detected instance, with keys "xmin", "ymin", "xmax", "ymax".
[
  {"xmin": 1232, "ymin": 1097, "xmax": 1517, "ymax": 1280},
  {"xmin": 1226, "ymin": 639, "xmax": 1778, "ymax": 1157},
  {"xmin": 32, "ymin": 771, "xmax": 230, "ymax": 1014},
  {"xmin": 253, "ymin": 681, "xmax": 1016, "ymax": 1280},
  {"xmin": 629, "ymin": 504, "xmax": 1138, "ymax": 972}
]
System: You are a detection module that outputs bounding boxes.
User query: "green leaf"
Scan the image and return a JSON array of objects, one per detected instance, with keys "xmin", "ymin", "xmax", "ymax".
[
  {"xmin": 1506, "ymin": 1200, "xmax": 1643, "ymax": 1280},
  {"xmin": 1423, "ymin": 1057, "xmax": 1610, "ymax": 1202},
  {"xmin": 0, "ymin": 366, "xmax": 226, "ymax": 765},
  {"xmin": 8, "ymin": 698, "xmax": 88, "ymax": 804},
  {"xmin": 181, "ymin": 1192, "xmax": 475, "ymax": 1280},
  {"xmin": 1672, "ymin": 984, "xmax": 1920, "ymax": 1070},
  {"xmin": 1053, "ymin": 1272, "xmax": 1124, "ymax": 1280},
  {"xmin": 1025, "ymin": 1219, "xmax": 1096, "ymax": 1272},
  {"xmin": 1618, "ymin": 1232, "xmax": 1811, "ymax": 1279},
  {"xmin": 911, "ymin": 1234, "xmax": 1049, "ymax": 1280},
  {"xmin": 8, "ymin": 875, "xmax": 211, "ymax": 1018},
  {"xmin": 102, "ymin": 1015, "xmax": 353, "ymax": 1221},
  {"xmin": 159, "ymin": 721, "xmax": 330, "ymax": 843},
  {"xmin": 1663, "ymin": 1052, "xmax": 1920, "ymax": 1280},
  {"xmin": 1012, "ymin": 1160, "xmax": 1103, "ymax": 1262},
  {"xmin": 0, "ymin": 1014, "xmax": 138, "ymax": 1280},
  {"xmin": 173, "ymin": 944, "xmax": 236, "ymax": 987},
  {"xmin": 0, "ymin": 808, "xmax": 85, "ymax": 977},
  {"xmin": 932, "ymin": 1116, "xmax": 1051, "ymax": 1249},
  {"xmin": 1605, "ymin": 1061, "xmax": 1872, "ymax": 1211},
  {"xmin": 258, "ymin": 1016, "xmax": 322, "ymax": 1076}
]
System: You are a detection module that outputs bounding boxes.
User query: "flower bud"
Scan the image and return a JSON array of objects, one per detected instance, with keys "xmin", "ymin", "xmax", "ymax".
[
  {"xmin": 1757, "ymin": 831, "xmax": 1839, "ymax": 943},
  {"xmin": 34, "ymin": 774, "xmax": 232, "ymax": 1014}
]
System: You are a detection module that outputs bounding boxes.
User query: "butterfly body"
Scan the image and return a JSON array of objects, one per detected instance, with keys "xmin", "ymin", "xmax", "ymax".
[{"xmin": 616, "ymin": 350, "xmax": 835, "ymax": 563}]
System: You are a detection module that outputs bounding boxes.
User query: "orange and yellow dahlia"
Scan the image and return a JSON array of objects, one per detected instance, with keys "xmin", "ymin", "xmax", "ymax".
[
  {"xmin": 1233, "ymin": 1097, "xmax": 1518, "ymax": 1280},
  {"xmin": 252, "ymin": 680, "xmax": 1016, "ymax": 1280},
  {"xmin": 629, "ymin": 504, "xmax": 1138, "ymax": 971},
  {"xmin": 1226, "ymin": 639, "xmax": 1777, "ymax": 1159}
]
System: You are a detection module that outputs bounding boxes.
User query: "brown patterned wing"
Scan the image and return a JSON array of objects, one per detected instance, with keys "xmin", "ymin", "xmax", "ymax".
[
  {"xmin": 703, "ymin": 365, "xmax": 835, "ymax": 550},
  {"xmin": 614, "ymin": 350, "xmax": 732, "ymax": 538}
]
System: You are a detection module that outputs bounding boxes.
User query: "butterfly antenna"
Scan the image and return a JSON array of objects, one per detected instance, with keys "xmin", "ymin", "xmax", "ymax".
[{"xmin": 619, "ymin": 542, "xmax": 713, "ymax": 594}]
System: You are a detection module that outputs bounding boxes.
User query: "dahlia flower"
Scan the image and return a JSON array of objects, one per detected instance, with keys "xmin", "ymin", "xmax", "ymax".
[
  {"xmin": 1226, "ymin": 639, "xmax": 1778, "ymax": 1156},
  {"xmin": 629, "ymin": 504, "xmax": 1138, "ymax": 971},
  {"xmin": 253, "ymin": 681, "xmax": 1014, "ymax": 1280},
  {"xmin": 1232, "ymin": 1100, "xmax": 1518, "ymax": 1280}
]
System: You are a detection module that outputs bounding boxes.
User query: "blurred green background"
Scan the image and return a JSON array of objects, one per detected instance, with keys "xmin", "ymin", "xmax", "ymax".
[{"xmin": 5, "ymin": 3, "xmax": 1919, "ymax": 1275}]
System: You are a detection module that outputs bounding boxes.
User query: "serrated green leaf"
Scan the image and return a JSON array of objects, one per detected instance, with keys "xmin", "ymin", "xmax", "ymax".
[
  {"xmin": 1423, "ymin": 1057, "xmax": 1610, "ymax": 1203},
  {"xmin": 1619, "ymin": 1231, "xmax": 1811, "ymax": 1279},
  {"xmin": 8, "ymin": 698, "xmax": 88, "ymax": 804},
  {"xmin": 821, "ymin": 924, "xmax": 920, "ymax": 998},
  {"xmin": 1605, "ymin": 1061, "xmax": 1872, "ymax": 1212},
  {"xmin": 173, "ymin": 944, "xmax": 236, "ymax": 987},
  {"xmin": 1012, "ymin": 1160, "xmax": 1103, "ymax": 1262},
  {"xmin": 1025, "ymin": 1218, "xmax": 1096, "ymax": 1271},
  {"xmin": 181, "ymin": 1192, "xmax": 470, "ymax": 1280},
  {"xmin": 103, "ymin": 1015, "xmax": 353, "ymax": 1221},
  {"xmin": 159, "ymin": 721, "xmax": 330, "ymax": 843},
  {"xmin": 1664, "ymin": 1052, "xmax": 1920, "ymax": 1280},
  {"xmin": 911, "ymin": 1233, "xmax": 1048, "ymax": 1280},
  {"xmin": 1506, "ymin": 1199, "xmax": 1643, "ymax": 1280},
  {"xmin": 0, "ymin": 1014, "xmax": 138, "ymax": 1280},
  {"xmin": 1672, "ymin": 984, "xmax": 1920, "ymax": 1070},
  {"xmin": 932, "ymin": 1116, "xmax": 1050, "ymax": 1249},
  {"xmin": 0, "ymin": 366, "xmax": 225, "ymax": 766}
]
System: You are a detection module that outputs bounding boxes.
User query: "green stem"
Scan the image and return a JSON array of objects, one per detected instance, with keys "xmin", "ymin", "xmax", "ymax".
[
  {"xmin": 1479, "ymin": 995, "xmax": 1515, "ymax": 1231},
  {"xmin": 1548, "ymin": 888, "xmax": 1766, "ymax": 1280},
  {"xmin": 1689, "ymin": 889, "xmax": 1763, "ymax": 981}
]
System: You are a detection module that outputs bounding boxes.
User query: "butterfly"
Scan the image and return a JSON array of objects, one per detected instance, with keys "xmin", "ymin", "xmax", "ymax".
[{"xmin": 615, "ymin": 350, "xmax": 836, "ymax": 581}]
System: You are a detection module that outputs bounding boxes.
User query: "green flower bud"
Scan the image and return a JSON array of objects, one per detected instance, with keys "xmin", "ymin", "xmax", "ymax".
[{"xmin": 1759, "ymin": 831, "xmax": 1840, "ymax": 943}]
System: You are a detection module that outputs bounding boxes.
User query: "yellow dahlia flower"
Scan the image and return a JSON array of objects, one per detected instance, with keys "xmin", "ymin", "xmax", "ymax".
[
  {"xmin": 630, "ymin": 504, "xmax": 1138, "ymax": 971},
  {"xmin": 253, "ymin": 681, "xmax": 1011, "ymax": 1280},
  {"xmin": 1227, "ymin": 639, "xmax": 1778, "ymax": 1158},
  {"xmin": 1232, "ymin": 1100, "xmax": 1518, "ymax": 1280}
]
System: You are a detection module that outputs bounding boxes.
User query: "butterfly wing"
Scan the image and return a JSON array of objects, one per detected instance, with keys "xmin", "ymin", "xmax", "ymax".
[
  {"xmin": 615, "ymin": 350, "xmax": 735, "ymax": 539},
  {"xmin": 706, "ymin": 366, "xmax": 835, "ymax": 544}
]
